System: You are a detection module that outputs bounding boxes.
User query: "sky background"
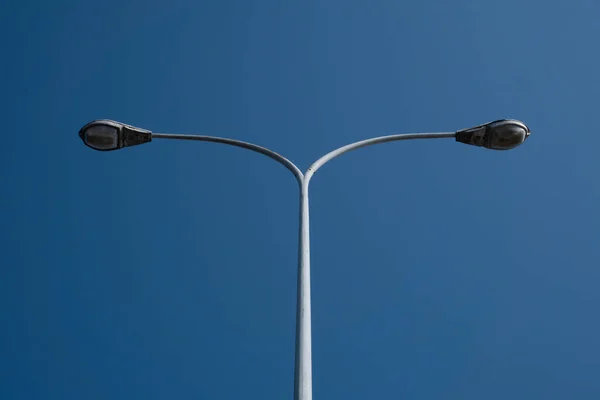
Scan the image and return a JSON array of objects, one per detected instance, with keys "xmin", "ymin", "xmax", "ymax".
[{"xmin": 1, "ymin": 0, "xmax": 599, "ymax": 399}]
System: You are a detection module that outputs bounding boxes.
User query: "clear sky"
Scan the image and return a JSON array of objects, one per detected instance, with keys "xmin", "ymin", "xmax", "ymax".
[{"xmin": 1, "ymin": 1, "xmax": 599, "ymax": 399}]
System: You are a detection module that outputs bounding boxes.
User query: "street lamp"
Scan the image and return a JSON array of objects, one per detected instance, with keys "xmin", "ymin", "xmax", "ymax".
[
  {"xmin": 79, "ymin": 119, "xmax": 151, "ymax": 151},
  {"xmin": 79, "ymin": 118, "xmax": 530, "ymax": 400},
  {"xmin": 455, "ymin": 119, "xmax": 530, "ymax": 150}
]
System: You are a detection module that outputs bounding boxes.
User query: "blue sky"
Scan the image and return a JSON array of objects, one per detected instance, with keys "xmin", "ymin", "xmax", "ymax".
[{"xmin": 1, "ymin": 0, "xmax": 599, "ymax": 399}]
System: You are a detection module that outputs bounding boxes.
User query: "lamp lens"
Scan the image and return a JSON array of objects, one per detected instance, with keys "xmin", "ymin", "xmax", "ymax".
[
  {"xmin": 490, "ymin": 124, "xmax": 526, "ymax": 150},
  {"xmin": 84, "ymin": 125, "xmax": 119, "ymax": 150}
]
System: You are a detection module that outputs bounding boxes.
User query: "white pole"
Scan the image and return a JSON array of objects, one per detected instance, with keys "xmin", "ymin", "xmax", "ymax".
[
  {"xmin": 152, "ymin": 130, "xmax": 459, "ymax": 400},
  {"xmin": 294, "ymin": 180, "xmax": 312, "ymax": 400}
]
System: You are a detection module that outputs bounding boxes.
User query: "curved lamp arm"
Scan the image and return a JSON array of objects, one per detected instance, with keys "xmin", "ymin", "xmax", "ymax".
[
  {"xmin": 152, "ymin": 133, "xmax": 304, "ymax": 185},
  {"xmin": 304, "ymin": 132, "xmax": 456, "ymax": 185}
]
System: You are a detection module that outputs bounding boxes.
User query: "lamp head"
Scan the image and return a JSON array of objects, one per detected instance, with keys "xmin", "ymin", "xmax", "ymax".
[
  {"xmin": 456, "ymin": 119, "xmax": 530, "ymax": 150},
  {"xmin": 79, "ymin": 120, "xmax": 151, "ymax": 151}
]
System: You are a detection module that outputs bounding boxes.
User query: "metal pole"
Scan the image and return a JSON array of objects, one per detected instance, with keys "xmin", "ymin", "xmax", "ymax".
[
  {"xmin": 153, "ymin": 131, "xmax": 457, "ymax": 400},
  {"xmin": 294, "ymin": 180, "xmax": 312, "ymax": 400}
]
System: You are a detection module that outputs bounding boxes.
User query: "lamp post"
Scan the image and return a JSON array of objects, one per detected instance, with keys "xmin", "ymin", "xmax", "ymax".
[{"xmin": 79, "ymin": 119, "xmax": 530, "ymax": 400}]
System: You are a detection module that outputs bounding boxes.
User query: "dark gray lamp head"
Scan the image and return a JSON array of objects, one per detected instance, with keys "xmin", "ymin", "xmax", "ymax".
[
  {"xmin": 456, "ymin": 119, "xmax": 530, "ymax": 150},
  {"xmin": 79, "ymin": 120, "xmax": 152, "ymax": 151}
]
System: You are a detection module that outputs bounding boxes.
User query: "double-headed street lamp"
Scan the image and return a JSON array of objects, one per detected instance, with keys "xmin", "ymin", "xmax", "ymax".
[{"xmin": 79, "ymin": 119, "xmax": 530, "ymax": 400}]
